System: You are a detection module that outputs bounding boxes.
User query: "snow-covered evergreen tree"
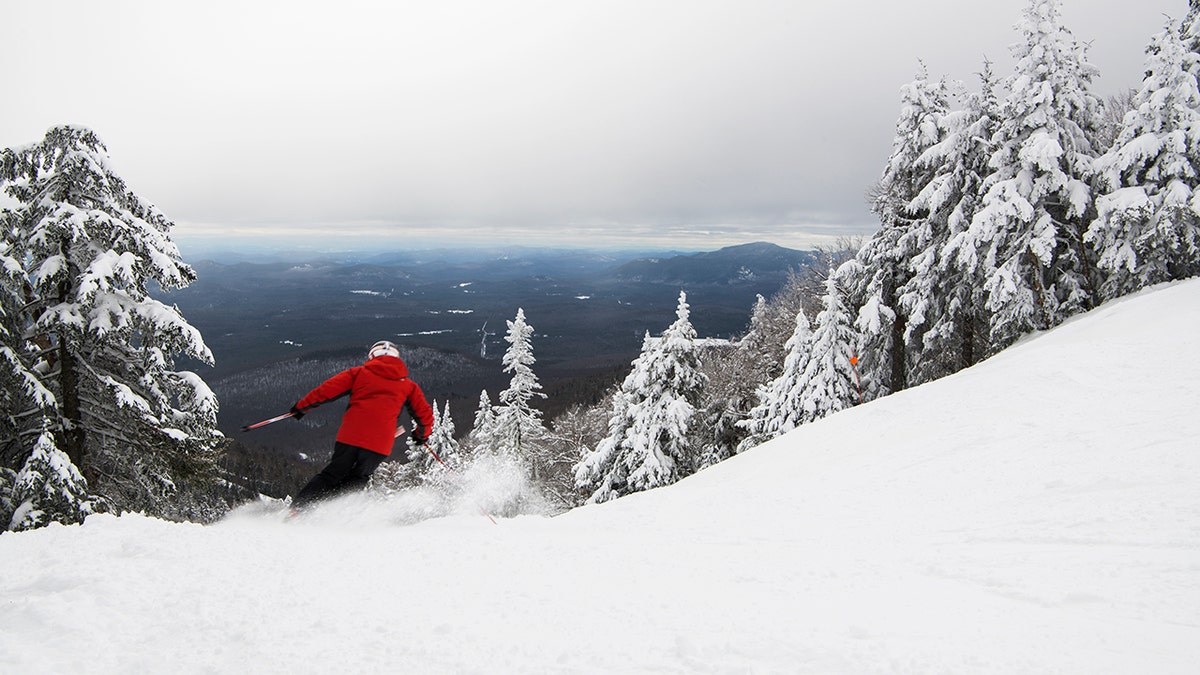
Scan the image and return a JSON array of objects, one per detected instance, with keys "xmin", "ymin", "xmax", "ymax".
[
  {"xmin": 573, "ymin": 384, "xmax": 633, "ymax": 504},
  {"xmin": 403, "ymin": 400, "xmax": 464, "ymax": 494},
  {"xmin": 961, "ymin": 0, "xmax": 1103, "ymax": 348},
  {"xmin": 469, "ymin": 389, "xmax": 497, "ymax": 448},
  {"xmin": 691, "ymin": 344, "xmax": 752, "ymax": 470},
  {"xmin": 0, "ymin": 467, "xmax": 16, "ymax": 529},
  {"xmin": 691, "ymin": 294, "xmax": 776, "ymax": 469},
  {"xmin": 431, "ymin": 400, "xmax": 460, "ymax": 462},
  {"xmin": 7, "ymin": 426, "xmax": 92, "ymax": 531},
  {"xmin": 369, "ymin": 458, "xmax": 415, "ymax": 497},
  {"xmin": 852, "ymin": 65, "xmax": 952, "ymax": 396},
  {"xmin": 0, "ymin": 239, "xmax": 58, "ymax": 474},
  {"xmin": 407, "ymin": 400, "xmax": 460, "ymax": 474},
  {"xmin": 740, "ymin": 293, "xmax": 786, "ymax": 384},
  {"xmin": 1087, "ymin": 15, "xmax": 1200, "ymax": 298},
  {"xmin": 798, "ymin": 270, "xmax": 860, "ymax": 423},
  {"xmin": 908, "ymin": 62, "xmax": 1002, "ymax": 378},
  {"xmin": 1187, "ymin": 0, "xmax": 1200, "ymax": 52},
  {"xmin": 491, "ymin": 309, "xmax": 546, "ymax": 464},
  {"xmin": 575, "ymin": 291, "xmax": 706, "ymax": 503},
  {"xmin": 737, "ymin": 309, "xmax": 813, "ymax": 451},
  {"xmin": 0, "ymin": 126, "xmax": 221, "ymax": 526}
]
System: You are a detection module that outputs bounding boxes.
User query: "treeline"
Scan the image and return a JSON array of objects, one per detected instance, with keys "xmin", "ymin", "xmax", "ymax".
[
  {"xmin": 391, "ymin": 0, "xmax": 1200, "ymax": 513},
  {"xmin": 381, "ymin": 277, "xmax": 838, "ymax": 513},
  {"xmin": 844, "ymin": 0, "xmax": 1200, "ymax": 397},
  {"xmin": 4, "ymin": 0, "xmax": 1198, "ymax": 530}
]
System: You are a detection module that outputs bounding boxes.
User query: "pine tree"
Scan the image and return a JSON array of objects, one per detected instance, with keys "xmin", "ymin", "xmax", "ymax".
[
  {"xmin": 798, "ymin": 270, "xmax": 860, "ymax": 423},
  {"xmin": 0, "ymin": 467, "xmax": 16, "ymax": 529},
  {"xmin": 572, "ymin": 381, "xmax": 633, "ymax": 504},
  {"xmin": 0, "ymin": 126, "xmax": 221, "ymax": 525},
  {"xmin": 467, "ymin": 389, "xmax": 497, "ymax": 449},
  {"xmin": 427, "ymin": 401, "xmax": 461, "ymax": 468},
  {"xmin": 405, "ymin": 400, "xmax": 463, "ymax": 493},
  {"xmin": 691, "ymin": 344, "xmax": 752, "ymax": 470},
  {"xmin": 909, "ymin": 62, "xmax": 1003, "ymax": 378},
  {"xmin": 575, "ymin": 291, "xmax": 706, "ymax": 503},
  {"xmin": 740, "ymin": 293, "xmax": 789, "ymax": 384},
  {"xmin": 852, "ymin": 65, "xmax": 952, "ymax": 396},
  {"xmin": 691, "ymin": 295, "xmax": 775, "ymax": 469},
  {"xmin": 0, "ymin": 239, "xmax": 58, "ymax": 475},
  {"xmin": 1, "ymin": 191, "xmax": 62, "ymax": 526},
  {"xmin": 1087, "ymin": 15, "xmax": 1200, "ymax": 298},
  {"xmin": 8, "ymin": 426, "xmax": 92, "ymax": 531},
  {"xmin": 369, "ymin": 459, "xmax": 416, "ymax": 497},
  {"xmin": 407, "ymin": 400, "xmax": 458, "ymax": 473},
  {"xmin": 962, "ymin": 0, "xmax": 1103, "ymax": 348},
  {"xmin": 737, "ymin": 309, "xmax": 813, "ymax": 450},
  {"xmin": 492, "ymin": 309, "xmax": 546, "ymax": 465}
]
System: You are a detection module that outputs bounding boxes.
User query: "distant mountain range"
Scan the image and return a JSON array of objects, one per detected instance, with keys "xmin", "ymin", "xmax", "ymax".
[
  {"xmin": 168, "ymin": 241, "xmax": 817, "ymax": 444},
  {"xmin": 613, "ymin": 242, "xmax": 815, "ymax": 284}
]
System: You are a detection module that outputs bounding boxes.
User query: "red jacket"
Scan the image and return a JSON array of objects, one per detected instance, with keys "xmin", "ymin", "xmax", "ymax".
[{"xmin": 295, "ymin": 355, "xmax": 434, "ymax": 456}]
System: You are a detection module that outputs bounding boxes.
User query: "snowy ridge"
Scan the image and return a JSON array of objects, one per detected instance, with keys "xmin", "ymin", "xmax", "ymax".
[{"xmin": 2, "ymin": 280, "xmax": 1199, "ymax": 673}]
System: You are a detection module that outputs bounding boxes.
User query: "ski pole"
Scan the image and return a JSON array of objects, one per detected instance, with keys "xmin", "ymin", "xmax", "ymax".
[
  {"xmin": 395, "ymin": 425, "xmax": 496, "ymax": 524},
  {"xmin": 241, "ymin": 411, "xmax": 297, "ymax": 432},
  {"xmin": 422, "ymin": 444, "xmax": 498, "ymax": 525}
]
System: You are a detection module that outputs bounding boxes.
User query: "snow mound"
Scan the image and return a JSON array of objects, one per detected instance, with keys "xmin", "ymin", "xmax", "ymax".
[{"xmin": 2, "ymin": 280, "xmax": 1199, "ymax": 674}]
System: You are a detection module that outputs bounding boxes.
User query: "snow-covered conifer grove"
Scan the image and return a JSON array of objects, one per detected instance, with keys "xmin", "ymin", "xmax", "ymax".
[
  {"xmin": 2, "ymin": 0, "xmax": 1199, "ymax": 537},
  {"xmin": 563, "ymin": 0, "xmax": 1200, "ymax": 506},
  {"xmin": 831, "ymin": 0, "xmax": 1200, "ymax": 405},
  {"xmin": 1, "ymin": 0, "xmax": 1199, "ymax": 670}
]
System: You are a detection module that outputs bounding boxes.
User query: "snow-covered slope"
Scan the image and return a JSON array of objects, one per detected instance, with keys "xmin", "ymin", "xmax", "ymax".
[{"xmin": 3, "ymin": 280, "xmax": 1199, "ymax": 674}]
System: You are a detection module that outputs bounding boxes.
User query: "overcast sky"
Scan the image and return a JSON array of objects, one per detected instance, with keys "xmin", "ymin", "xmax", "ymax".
[{"xmin": 0, "ymin": 0, "xmax": 1184, "ymax": 254}]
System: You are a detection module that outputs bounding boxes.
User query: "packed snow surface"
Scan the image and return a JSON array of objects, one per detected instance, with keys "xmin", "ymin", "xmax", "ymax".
[{"xmin": 3, "ymin": 280, "xmax": 1200, "ymax": 674}]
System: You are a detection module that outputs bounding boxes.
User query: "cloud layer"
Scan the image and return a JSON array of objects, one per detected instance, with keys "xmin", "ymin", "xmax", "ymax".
[{"xmin": 0, "ymin": 0, "xmax": 1180, "ymax": 250}]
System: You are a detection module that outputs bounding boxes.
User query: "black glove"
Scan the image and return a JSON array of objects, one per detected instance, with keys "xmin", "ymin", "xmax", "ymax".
[
  {"xmin": 412, "ymin": 432, "xmax": 428, "ymax": 445},
  {"xmin": 289, "ymin": 405, "xmax": 305, "ymax": 420}
]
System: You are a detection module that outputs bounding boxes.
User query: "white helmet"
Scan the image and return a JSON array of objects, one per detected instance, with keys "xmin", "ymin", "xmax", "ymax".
[{"xmin": 368, "ymin": 340, "xmax": 400, "ymax": 360}]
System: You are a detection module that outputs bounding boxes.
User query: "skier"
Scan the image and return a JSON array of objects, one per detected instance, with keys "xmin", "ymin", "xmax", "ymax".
[{"xmin": 288, "ymin": 340, "xmax": 435, "ymax": 512}]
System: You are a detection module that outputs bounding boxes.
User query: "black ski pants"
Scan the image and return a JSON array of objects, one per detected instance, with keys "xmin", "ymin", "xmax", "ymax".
[{"xmin": 292, "ymin": 442, "xmax": 387, "ymax": 509}]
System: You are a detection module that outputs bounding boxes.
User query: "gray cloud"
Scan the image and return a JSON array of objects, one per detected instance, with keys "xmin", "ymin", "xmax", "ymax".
[{"xmin": 0, "ymin": 0, "xmax": 1181, "ymax": 252}]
